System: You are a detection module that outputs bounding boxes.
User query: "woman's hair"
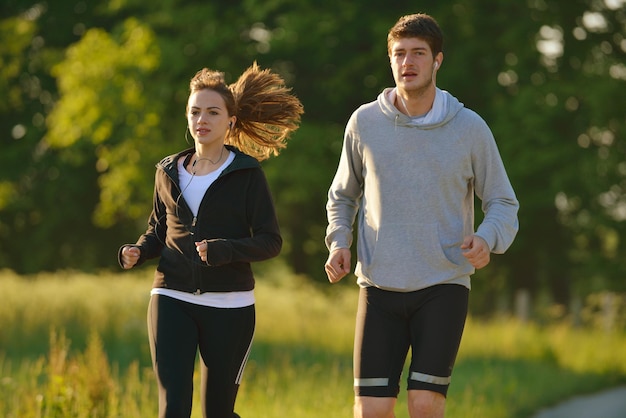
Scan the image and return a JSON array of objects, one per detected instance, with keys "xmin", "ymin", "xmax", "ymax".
[
  {"xmin": 188, "ymin": 62, "xmax": 304, "ymax": 161},
  {"xmin": 387, "ymin": 13, "xmax": 443, "ymax": 58}
]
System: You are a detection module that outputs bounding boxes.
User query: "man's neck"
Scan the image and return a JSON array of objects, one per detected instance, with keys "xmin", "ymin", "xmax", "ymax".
[{"xmin": 397, "ymin": 86, "xmax": 436, "ymax": 117}]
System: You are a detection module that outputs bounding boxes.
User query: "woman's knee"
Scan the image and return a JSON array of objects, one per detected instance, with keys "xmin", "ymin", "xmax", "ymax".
[{"xmin": 159, "ymin": 391, "xmax": 193, "ymax": 418}]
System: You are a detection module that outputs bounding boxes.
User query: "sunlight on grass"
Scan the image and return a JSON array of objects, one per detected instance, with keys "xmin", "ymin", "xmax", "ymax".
[
  {"xmin": 1, "ymin": 268, "xmax": 625, "ymax": 417},
  {"xmin": 460, "ymin": 317, "xmax": 626, "ymax": 375},
  {"xmin": 255, "ymin": 272, "xmax": 357, "ymax": 353}
]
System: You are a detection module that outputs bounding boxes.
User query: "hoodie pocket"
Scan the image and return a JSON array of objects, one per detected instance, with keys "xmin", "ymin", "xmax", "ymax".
[{"xmin": 368, "ymin": 223, "xmax": 460, "ymax": 280}]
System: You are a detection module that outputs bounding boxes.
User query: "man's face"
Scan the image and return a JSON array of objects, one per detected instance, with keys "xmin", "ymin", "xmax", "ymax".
[{"xmin": 389, "ymin": 37, "xmax": 438, "ymax": 92}]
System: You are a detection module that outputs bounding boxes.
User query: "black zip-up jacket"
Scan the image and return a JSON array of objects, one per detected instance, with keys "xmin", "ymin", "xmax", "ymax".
[{"xmin": 119, "ymin": 146, "xmax": 282, "ymax": 293}]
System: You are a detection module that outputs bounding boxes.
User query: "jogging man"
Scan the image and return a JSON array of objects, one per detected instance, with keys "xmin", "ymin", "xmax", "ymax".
[{"xmin": 324, "ymin": 13, "xmax": 519, "ymax": 418}]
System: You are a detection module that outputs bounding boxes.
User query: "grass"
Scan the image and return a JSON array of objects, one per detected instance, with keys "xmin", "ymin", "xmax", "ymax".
[{"xmin": 0, "ymin": 266, "xmax": 625, "ymax": 417}]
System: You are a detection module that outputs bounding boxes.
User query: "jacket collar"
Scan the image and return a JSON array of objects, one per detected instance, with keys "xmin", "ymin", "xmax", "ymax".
[{"xmin": 158, "ymin": 145, "xmax": 260, "ymax": 181}]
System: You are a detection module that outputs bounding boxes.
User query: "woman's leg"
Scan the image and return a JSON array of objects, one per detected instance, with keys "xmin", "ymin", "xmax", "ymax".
[
  {"xmin": 196, "ymin": 304, "xmax": 255, "ymax": 418},
  {"xmin": 147, "ymin": 294, "xmax": 199, "ymax": 418}
]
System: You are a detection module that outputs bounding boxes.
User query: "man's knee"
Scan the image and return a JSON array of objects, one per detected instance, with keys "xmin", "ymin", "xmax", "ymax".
[
  {"xmin": 408, "ymin": 390, "xmax": 446, "ymax": 418},
  {"xmin": 354, "ymin": 396, "xmax": 396, "ymax": 418}
]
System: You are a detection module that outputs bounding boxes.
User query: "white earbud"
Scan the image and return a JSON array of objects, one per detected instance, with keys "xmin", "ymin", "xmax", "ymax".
[{"xmin": 433, "ymin": 61, "xmax": 439, "ymax": 70}]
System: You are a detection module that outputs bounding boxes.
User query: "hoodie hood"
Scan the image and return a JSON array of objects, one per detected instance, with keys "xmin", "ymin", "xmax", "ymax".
[{"xmin": 378, "ymin": 87, "xmax": 464, "ymax": 129}]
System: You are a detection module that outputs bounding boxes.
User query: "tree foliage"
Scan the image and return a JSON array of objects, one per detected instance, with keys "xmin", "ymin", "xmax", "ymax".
[
  {"xmin": 46, "ymin": 18, "xmax": 162, "ymax": 226},
  {"xmin": 1, "ymin": 0, "xmax": 625, "ymax": 311}
]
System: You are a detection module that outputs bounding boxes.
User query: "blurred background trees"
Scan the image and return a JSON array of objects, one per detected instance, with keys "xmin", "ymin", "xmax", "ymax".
[{"xmin": 1, "ymin": 0, "xmax": 625, "ymax": 315}]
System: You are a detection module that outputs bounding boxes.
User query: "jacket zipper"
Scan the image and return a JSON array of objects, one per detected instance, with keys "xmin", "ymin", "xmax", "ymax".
[
  {"xmin": 190, "ymin": 214, "xmax": 201, "ymax": 293},
  {"xmin": 164, "ymin": 165, "xmax": 203, "ymax": 293}
]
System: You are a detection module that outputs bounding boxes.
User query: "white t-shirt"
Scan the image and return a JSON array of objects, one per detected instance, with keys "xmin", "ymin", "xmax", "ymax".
[{"xmin": 178, "ymin": 151, "xmax": 235, "ymax": 216}]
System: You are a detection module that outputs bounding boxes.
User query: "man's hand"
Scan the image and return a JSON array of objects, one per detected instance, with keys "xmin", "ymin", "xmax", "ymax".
[
  {"xmin": 325, "ymin": 248, "xmax": 351, "ymax": 283},
  {"xmin": 461, "ymin": 235, "xmax": 490, "ymax": 269}
]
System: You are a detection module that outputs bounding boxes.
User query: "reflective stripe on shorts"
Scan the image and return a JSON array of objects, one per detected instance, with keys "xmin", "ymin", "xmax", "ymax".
[
  {"xmin": 354, "ymin": 378, "xmax": 390, "ymax": 387},
  {"xmin": 409, "ymin": 372, "xmax": 451, "ymax": 386}
]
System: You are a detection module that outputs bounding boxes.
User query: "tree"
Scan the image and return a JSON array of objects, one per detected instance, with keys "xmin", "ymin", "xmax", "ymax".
[
  {"xmin": 439, "ymin": 0, "xmax": 626, "ymax": 309},
  {"xmin": 1, "ymin": 0, "xmax": 625, "ymax": 313}
]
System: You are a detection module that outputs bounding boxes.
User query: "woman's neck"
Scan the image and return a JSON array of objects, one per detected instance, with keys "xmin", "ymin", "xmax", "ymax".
[{"xmin": 189, "ymin": 145, "xmax": 227, "ymax": 175}]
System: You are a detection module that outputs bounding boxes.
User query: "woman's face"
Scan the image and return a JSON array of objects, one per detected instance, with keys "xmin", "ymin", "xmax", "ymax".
[{"xmin": 186, "ymin": 89, "xmax": 235, "ymax": 146}]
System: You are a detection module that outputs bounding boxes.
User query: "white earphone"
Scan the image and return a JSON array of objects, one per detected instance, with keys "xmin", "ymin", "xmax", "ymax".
[{"xmin": 433, "ymin": 61, "xmax": 439, "ymax": 70}]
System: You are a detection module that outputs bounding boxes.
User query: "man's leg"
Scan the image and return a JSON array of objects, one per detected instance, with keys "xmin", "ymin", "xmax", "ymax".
[
  {"xmin": 353, "ymin": 287, "xmax": 410, "ymax": 418},
  {"xmin": 406, "ymin": 284, "xmax": 469, "ymax": 418},
  {"xmin": 407, "ymin": 390, "xmax": 446, "ymax": 418},
  {"xmin": 355, "ymin": 396, "xmax": 397, "ymax": 418}
]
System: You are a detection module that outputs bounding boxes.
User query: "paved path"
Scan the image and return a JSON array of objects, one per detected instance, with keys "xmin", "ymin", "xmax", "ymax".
[{"xmin": 531, "ymin": 386, "xmax": 626, "ymax": 418}]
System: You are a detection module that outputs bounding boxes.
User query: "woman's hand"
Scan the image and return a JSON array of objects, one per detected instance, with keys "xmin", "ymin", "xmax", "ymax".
[
  {"xmin": 121, "ymin": 246, "xmax": 140, "ymax": 269},
  {"xmin": 195, "ymin": 240, "xmax": 208, "ymax": 262}
]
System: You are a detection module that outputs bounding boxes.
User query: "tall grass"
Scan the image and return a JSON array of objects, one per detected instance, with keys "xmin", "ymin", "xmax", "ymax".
[{"xmin": 1, "ymin": 267, "xmax": 625, "ymax": 417}]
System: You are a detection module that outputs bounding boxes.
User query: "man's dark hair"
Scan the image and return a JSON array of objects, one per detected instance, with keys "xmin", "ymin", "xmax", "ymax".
[{"xmin": 387, "ymin": 13, "xmax": 443, "ymax": 57}]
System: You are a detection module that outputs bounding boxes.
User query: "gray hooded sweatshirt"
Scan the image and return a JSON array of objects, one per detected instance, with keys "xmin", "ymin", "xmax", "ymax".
[{"xmin": 325, "ymin": 88, "xmax": 519, "ymax": 292}]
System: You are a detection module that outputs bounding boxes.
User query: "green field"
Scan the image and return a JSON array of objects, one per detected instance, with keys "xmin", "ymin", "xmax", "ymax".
[{"xmin": 1, "ymin": 266, "xmax": 625, "ymax": 417}]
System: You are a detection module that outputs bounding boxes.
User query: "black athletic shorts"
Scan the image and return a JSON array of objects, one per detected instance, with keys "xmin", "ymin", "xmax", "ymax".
[{"xmin": 353, "ymin": 284, "xmax": 469, "ymax": 398}]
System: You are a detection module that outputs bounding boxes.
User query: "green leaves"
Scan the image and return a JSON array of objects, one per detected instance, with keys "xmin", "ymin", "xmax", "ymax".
[
  {"xmin": 0, "ymin": 16, "xmax": 37, "ymax": 111},
  {"xmin": 42, "ymin": 18, "xmax": 163, "ymax": 228},
  {"xmin": 0, "ymin": 0, "xmax": 625, "ymax": 301},
  {"xmin": 46, "ymin": 18, "xmax": 160, "ymax": 148}
]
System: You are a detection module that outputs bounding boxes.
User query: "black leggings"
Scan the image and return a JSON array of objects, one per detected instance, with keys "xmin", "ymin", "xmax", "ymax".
[{"xmin": 147, "ymin": 294, "xmax": 255, "ymax": 418}]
